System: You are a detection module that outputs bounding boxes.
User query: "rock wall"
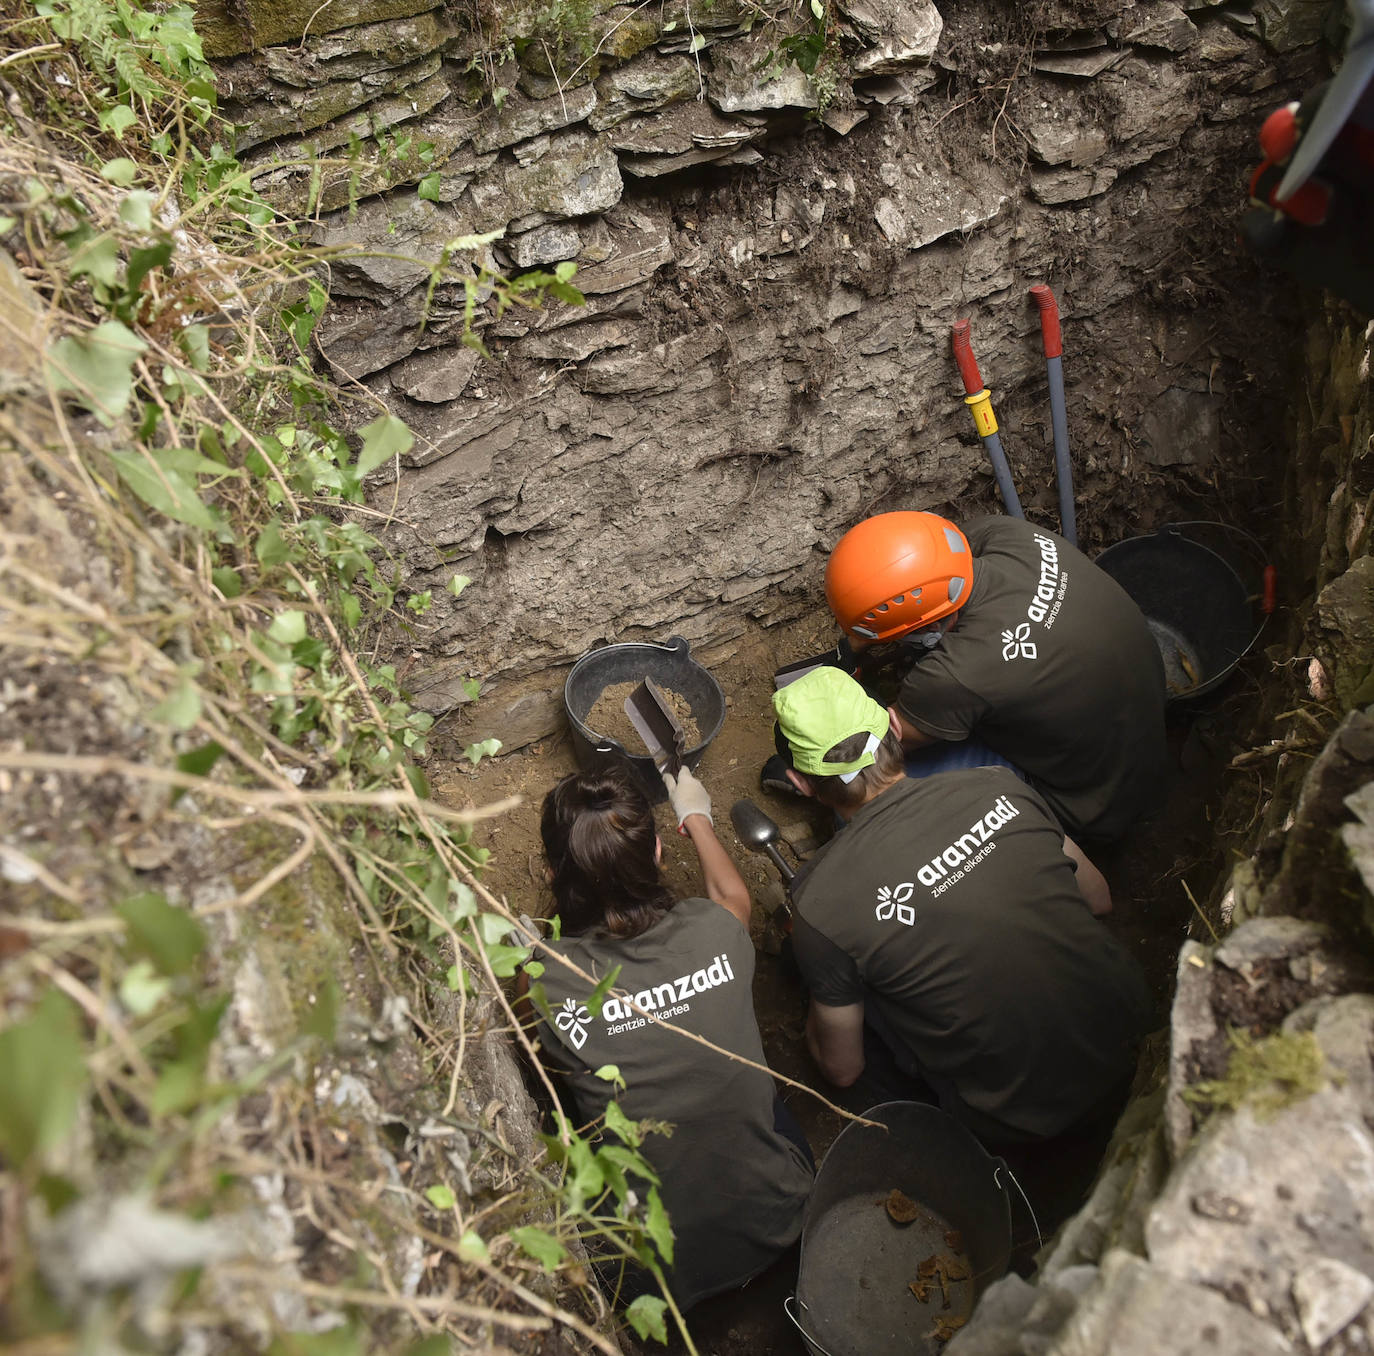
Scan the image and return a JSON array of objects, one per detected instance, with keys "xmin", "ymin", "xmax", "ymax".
[{"xmin": 197, "ymin": 0, "xmax": 1313, "ymax": 751}]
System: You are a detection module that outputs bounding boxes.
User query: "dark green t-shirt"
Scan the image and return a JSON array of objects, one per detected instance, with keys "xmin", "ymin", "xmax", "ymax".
[
  {"xmin": 791, "ymin": 768, "xmax": 1152, "ymax": 1140},
  {"xmin": 896, "ymin": 516, "xmax": 1167, "ymax": 842},
  {"xmin": 536, "ymin": 897, "xmax": 813, "ymax": 1309}
]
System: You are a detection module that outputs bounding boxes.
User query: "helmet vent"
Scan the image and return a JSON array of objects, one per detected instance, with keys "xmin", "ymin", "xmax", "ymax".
[
  {"xmin": 944, "ymin": 527, "xmax": 967, "ymax": 553},
  {"xmin": 949, "ymin": 577, "xmax": 964, "ymax": 604}
]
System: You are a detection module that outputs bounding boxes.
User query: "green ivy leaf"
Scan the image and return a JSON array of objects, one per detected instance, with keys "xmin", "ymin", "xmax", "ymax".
[
  {"xmin": 585, "ymin": 964, "xmax": 622, "ymax": 1019},
  {"xmin": 425, "ymin": 1184, "xmax": 456, "ymax": 1210},
  {"xmin": 47, "ymin": 319, "xmax": 146, "ymax": 426},
  {"xmin": 603, "ymin": 1099, "xmax": 641, "ymax": 1147},
  {"xmin": 474, "ymin": 912, "xmax": 511, "ymax": 946},
  {"xmin": 108, "ymin": 449, "xmax": 220, "ymax": 530},
  {"xmin": 117, "ymin": 891, "xmax": 206, "ymax": 976},
  {"xmin": 624, "ymin": 1295, "xmax": 669, "ymax": 1344},
  {"xmin": 456, "ymin": 1229, "xmax": 489, "ymax": 1264},
  {"xmin": 598, "ymin": 1142, "xmax": 660, "ymax": 1187},
  {"xmin": 127, "ymin": 238, "xmax": 172, "ymax": 293},
  {"xmin": 646, "ymin": 1187, "xmax": 674, "ymax": 1264},
  {"xmin": 151, "ymin": 673, "xmax": 202, "ymax": 731},
  {"xmin": 509, "ymin": 1226, "xmax": 567, "ymax": 1270},
  {"xmin": 211, "ymin": 567, "xmax": 241, "ymax": 598},
  {"xmin": 119, "ymin": 191, "xmax": 157, "ymax": 230},
  {"xmin": 355, "ymin": 414, "xmax": 413, "ymax": 476},
  {"xmin": 463, "ymin": 737, "xmax": 501, "ymax": 767},
  {"xmin": 69, "ymin": 232, "xmax": 121, "ymax": 287},
  {"xmin": 446, "ymin": 573, "xmax": 471, "ymax": 597},
  {"xmin": 0, "ymin": 990, "xmax": 86, "ymax": 1167},
  {"xmin": 267, "ymin": 610, "xmax": 307, "ymax": 644},
  {"xmin": 564, "ymin": 1135, "xmax": 606, "ymax": 1208},
  {"xmin": 255, "ymin": 520, "xmax": 290, "ymax": 567},
  {"xmin": 119, "ymin": 959, "xmax": 171, "ymax": 1016},
  {"xmin": 101, "ymin": 157, "xmax": 139, "ymax": 186},
  {"xmin": 173, "ymin": 740, "xmax": 224, "ymax": 805},
  {"xmin": 593, "ymin": 1063, "xmax": 625, "ymax": 1090},
  {"xmin": 176, "ymin": 740, "xmax": 225, "ymax": 779},
  {"xmin": 450, "ymin": 881, "xmax": 477, "ymax": 921},
  {"xmin": 416, "ymin": 171, "xmax": 442, "ymax": 202},
  {"xmin": 483, "ymin": 941, "xmax": 530, "ymax": 979},
  {"xmin": 99, "ymin": 104, "xmax": 138, "ymax": 138},
  {"xmin": 403, "ymin": 763, "xmax": 431, "ymax": 799},
  {"xmin": 180, "ymin": 323, "xmax": 210, "ymax": 372}
]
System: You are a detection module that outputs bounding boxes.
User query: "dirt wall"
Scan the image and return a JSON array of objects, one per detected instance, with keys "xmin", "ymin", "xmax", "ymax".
[{"xmin": 201, "ymin": 0, "xmax": 1315, "ymax": 756}]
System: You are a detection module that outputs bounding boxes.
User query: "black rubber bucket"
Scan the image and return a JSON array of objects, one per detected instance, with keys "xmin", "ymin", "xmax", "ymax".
[
  {"xmin": 787, "ymin": 1102, "xmax": 1012, "ymax": 1356},
  {"xmin": 1094, "ymin": 524, "xmax": 1265, "ymax": 703},
  {"xmin": 563, "ymin": 636, "xmax": 726, "ymax": 803}
]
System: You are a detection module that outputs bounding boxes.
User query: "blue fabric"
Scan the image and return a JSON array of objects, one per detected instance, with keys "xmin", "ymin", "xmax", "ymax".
[
  {"xmin": 771, "ymin": 1095, "xmax": 815, "ymax": 1170},
  {"xmin": 904, "ymin": 737, "xmax": 1025, "ymax": 781}
]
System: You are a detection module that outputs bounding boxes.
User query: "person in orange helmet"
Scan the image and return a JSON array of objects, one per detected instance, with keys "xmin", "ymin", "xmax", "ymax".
[{"xmin": 822, "ymin": 511, "xmax": 1166, "ymax": 844}]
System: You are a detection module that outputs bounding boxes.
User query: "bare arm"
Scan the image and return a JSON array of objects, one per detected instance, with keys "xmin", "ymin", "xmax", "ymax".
[
  {"xmin": 683, "ymin": 814, "xmax": 752, "ymax": 930},
  {"xmin": 806, "ymin": 999, "xmax": 867, "ymax": 1087},
  {"xmin": 1063, "ymin": 835, "xmax": 1112, "ymax": 916}
]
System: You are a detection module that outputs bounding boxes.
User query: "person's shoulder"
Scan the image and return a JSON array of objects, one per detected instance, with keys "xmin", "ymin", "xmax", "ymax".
[{"xmin": 963, "ymin": 514, "xmax": 1021, "ymax": 550}]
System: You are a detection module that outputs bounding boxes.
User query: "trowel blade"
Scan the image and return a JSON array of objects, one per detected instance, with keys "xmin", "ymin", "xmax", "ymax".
[{"xmin": 624, "ymin": 677, "xmax": 686, "ymax": 777}]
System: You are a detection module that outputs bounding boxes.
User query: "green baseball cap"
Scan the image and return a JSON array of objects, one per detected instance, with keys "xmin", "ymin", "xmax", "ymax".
[{"xmin": 772, "ymin": 667, "xmax": 889, "ymax": 779}]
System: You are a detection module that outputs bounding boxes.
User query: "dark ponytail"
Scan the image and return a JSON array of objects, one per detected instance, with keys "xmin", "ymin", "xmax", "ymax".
[{"xmin": 540, "ymin": 763, "xmax": 674, "ymax": 939}]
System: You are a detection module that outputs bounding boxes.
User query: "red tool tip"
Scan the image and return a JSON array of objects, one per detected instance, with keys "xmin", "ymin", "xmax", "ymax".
[{"xmin": 1258, "ymin": 104, "xmax": 1299, "ymax": 164}]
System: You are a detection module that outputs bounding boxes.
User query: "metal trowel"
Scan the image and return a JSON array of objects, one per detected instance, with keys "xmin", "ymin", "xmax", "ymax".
[{"xmin": 623, "ymin": 676, "xmax": 687, "ymax": 777}]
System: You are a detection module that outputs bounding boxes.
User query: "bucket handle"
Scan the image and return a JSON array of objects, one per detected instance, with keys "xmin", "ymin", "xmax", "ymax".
[
  {"xmin": 995, "ymin": 1160, "xmax": 1042, "ymax": 1252},
  {"xmin": 784, "ymin": 1295, "xmax": 839, "ymax": 1356}
]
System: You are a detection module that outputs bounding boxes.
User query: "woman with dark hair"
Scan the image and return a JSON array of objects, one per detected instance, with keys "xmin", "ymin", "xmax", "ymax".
[{"xmin": 527, "ymin": 761, "xmax": 814, "ymax": 1312}]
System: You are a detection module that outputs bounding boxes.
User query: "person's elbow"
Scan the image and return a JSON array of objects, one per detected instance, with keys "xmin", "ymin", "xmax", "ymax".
[
  {"xmin": 807, "ymin": 1011, "xmax": 865, "ymax": 1087},
  {"xmin": 819, "ymin": 1052, "xmax": 864, "ymax": 1087}
]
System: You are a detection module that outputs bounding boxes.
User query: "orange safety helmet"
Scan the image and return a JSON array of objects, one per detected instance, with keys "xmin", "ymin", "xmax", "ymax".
[{"xmin": 825, "ymin": 511, "xmax": 973, "ymax": 644}]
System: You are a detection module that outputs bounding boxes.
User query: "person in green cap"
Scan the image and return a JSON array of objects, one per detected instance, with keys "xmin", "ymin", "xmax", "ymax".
[{"xmin": 772, "ymin": 665, "xmax": 1150, "ymax": 1151}]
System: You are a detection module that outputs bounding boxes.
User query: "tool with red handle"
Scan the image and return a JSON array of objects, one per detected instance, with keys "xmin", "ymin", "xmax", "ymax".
[
  {"xmin": 1030, "ymin": 284, "xmax": 1076, "ymax": 547},
  {"xmin": 952, "ymin": 318, "xmax": 1023, "ymax": 518}
]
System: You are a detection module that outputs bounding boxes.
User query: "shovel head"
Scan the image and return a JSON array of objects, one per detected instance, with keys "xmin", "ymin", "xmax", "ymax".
[{"xmin": 624, "ymin": 677, "xmax": 687, "ymax": 778}]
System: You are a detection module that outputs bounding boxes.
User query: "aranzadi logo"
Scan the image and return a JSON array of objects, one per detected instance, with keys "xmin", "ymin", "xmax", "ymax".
[
  {"xmin": 1001, "ymin": 621, "xmax": 1037, "ymax": 662},
  {"xmin": 599, "ymin": 954, "xmax": 737, "ymax": 1037},
  {"xmin": 876, "ymin": 882, "xmax": 917, "ymax": 926},
  {"xmin": 1003, "ymin": 533, "xmax": 1070, "ymax": 661},
  {"xmin": 917, "ymin": 794, "xmax": 1020, "ymax": 900},
  {"xmin": 555, "ymin": 997, "xmax": 591, "ymax": 1049}
]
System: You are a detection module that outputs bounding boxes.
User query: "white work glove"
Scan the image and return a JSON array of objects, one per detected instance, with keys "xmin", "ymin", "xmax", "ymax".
[{"xmin": 662, "ymin": 765, "xmax": 712, "ymax": 828}]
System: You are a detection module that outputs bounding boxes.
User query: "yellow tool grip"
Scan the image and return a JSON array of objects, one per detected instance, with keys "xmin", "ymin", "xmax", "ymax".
[{"xmin": 964, "ymin": 389, "xmax": 998, "ymax": 437}]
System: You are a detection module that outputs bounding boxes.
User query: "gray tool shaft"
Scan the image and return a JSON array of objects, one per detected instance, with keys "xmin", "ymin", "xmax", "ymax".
[{"xmin": 1047, "ymin": 354, "xmax": 1075, "ymax": 546}]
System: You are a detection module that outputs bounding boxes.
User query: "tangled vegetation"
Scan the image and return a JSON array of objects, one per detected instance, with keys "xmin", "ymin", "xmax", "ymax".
[{"xmin": 0, "ymin": 1, "xmax": 692, "ymax": 1350}]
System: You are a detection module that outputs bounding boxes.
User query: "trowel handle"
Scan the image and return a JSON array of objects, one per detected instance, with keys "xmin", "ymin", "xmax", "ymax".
[
  {"xmin": 1030, "ymin": 284, "xmax": 1062, "ymax": 359},
  {"xmin": 951, "ymin": 319, "xmax": 984, "ymax": 396}
]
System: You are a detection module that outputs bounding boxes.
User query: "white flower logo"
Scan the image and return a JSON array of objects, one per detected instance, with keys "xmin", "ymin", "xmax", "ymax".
[
  {"xmin": 875, "ymin": 882, "xmax": 917, "ymax": 926},
  {"xmin": 555, "ymin": 997, "xmax": 591, "ymax": 1050},
  {"xmin": 1001, "ymin": 622, "xmax": 1038, "ymax": 662}
]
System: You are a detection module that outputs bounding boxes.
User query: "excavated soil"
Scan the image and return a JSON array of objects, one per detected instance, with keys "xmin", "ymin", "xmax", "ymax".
[{"xmin": 432, "ymin": 601, "xmax": 1261, "ymax": 1355}]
